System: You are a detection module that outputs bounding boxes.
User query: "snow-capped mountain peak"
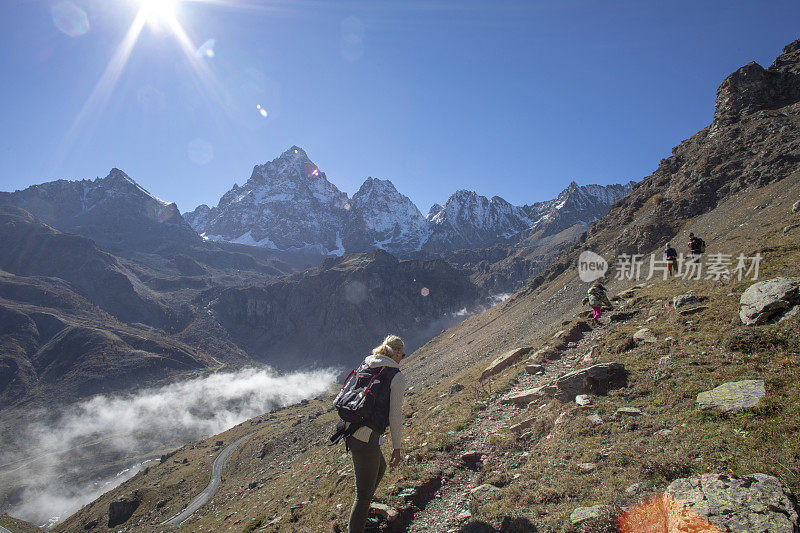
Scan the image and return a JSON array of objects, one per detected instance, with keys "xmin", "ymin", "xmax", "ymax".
[{"xmin": 183, "ymin": 146, "xmax": 635, "ymax": 256}]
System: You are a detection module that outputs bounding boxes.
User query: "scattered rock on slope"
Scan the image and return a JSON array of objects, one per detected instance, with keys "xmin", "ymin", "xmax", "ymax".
[
  {"xmin": 739, "ymin": 277, "xmax": 800, "ymax": 325},
  {"xmin": 555, "ymin": 363, "xmax": 628, "ymax": 402},
  {"xmin": 633, "ymin": 328, "xmax": 658, "ymax": 344},
  {"xmin": 696, "ymin": 379, "xmax": 766, "ymax": 412},
  {"xmin": 480, "ymin": 347, "xmax": 532, "ymax": 380},
  {"xmin": 666, "ymin": 473, "xmax": 799, "ymax": 532}
]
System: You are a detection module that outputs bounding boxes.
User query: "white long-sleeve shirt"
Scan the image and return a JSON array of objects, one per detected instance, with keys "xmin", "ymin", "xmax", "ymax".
[{"xmin": 350, "ymin": 354, "xmax": 406, "ymax": 449}]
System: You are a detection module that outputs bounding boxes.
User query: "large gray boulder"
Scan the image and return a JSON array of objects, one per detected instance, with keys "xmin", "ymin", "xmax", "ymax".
[
  {"xmin": 697, "ymin": 380, "xmax": 765, "ymax": 412},
  {"xmin": 480, "ymin": 347, "xmax": 532, "ymax": 380},
  {"xmin": 666, "ymin": 473, "xmax": 799, "ymax": 532},
  {"xmin": 739, "ymin": 277, "xmax": 800, "ymax": 325},
  {"xmin": 555, "ymin": 363, "xmax": 628, "ymax": 402}
]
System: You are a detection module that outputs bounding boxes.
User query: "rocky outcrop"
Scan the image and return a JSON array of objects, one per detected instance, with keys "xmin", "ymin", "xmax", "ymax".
[
  {"xmin": 697, "ymin": 379, "xmax": 766, "ymax": 412},
  {"xmin": 480, "ymin": 347, "xmax": 532, "ymax": 380},
  {"xmin": 739, "ymin": 277, "xmax": 800, "ymax": 325},
  {"xmin": 554, "ymin": 362, "xmax": 628, "ymax": 401},
  {"xmin": 527, "ymin": 38, "xmax": 800, "ymax": 290},
  {"xmin": 666, "ymin": 473, "xmax": 799, "ymax": 532},
  {"xmin": 712, "ymin": 61, "xmax": 800, "ymax": 130},
  {"xmin": 210, "ymin": 249, "xmax": 484, "ymax": 369},
  {"xmin": 107, "ymin": 496, "xmax": 141, "ymax": 528}
]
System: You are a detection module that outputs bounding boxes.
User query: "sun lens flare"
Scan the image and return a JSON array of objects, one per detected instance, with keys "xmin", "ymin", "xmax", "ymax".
[{"xmin": 135, "ymin": 0, "xmax": 179, "ymax": 28}]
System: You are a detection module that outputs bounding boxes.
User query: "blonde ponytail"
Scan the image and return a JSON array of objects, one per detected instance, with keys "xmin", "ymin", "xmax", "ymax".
[{"xmin": 372, "ymin": 334, "xmax": 405, "ymax": 358}]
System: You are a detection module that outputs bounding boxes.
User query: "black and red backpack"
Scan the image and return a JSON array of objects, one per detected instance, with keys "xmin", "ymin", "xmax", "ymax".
[{"xmin": 329, "ymin": 363, "xmax": 399, "ymax": 446}]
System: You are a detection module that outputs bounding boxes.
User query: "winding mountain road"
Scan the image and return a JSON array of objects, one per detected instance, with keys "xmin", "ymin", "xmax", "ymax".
[{"xmin": 162, "ymin": 432, "xmax": 255, "ymax": 526}]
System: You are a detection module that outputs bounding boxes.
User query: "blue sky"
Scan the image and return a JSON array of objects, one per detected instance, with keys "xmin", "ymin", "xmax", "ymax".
[{"xmin": 1, "ymin": 0, "xmax": 798, "ymax": 214}]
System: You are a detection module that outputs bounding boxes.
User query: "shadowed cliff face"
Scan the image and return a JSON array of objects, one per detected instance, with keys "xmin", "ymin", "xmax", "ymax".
[{"xmin": 210, "ymin": 249, "xmax": 485, "ymax": 370}]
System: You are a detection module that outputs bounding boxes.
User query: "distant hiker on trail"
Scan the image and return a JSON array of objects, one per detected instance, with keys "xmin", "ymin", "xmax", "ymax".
[
  {"xmin": 584, "ymin": 282, "xmax": 613, "ymax": 324},
  {"xmin": 688, "ymin": 232, "xmax": 705, "ymax": 263},
  {"xmin": 331, "ymin": 334, "xmax": 407, "ymax": 533},
  {"xmin": 664, "ymin": 242, "xmax": 678, "ymax": 276}
]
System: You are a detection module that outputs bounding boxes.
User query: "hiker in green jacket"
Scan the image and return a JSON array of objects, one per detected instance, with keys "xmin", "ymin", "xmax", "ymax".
[{"xmin": 586, "ymin": 282, "xmax": 613, "ymax": 323}]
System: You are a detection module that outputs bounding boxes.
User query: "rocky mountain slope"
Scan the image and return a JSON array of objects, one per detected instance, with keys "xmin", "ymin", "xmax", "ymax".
[
  {"xmin": 183, "ymin": 148, "xmax": 632, "ymax": 260},
  {"xmin": 0, "ymin": 209, "xmax": 224, "ymax": 408},
  {"xmin": 0, "ymin": 169, "xmax": 199, "ymax": 253},
  {"xmin": 56, "ymin": 38, "xmax": 800, "ymax": 533},
  {"xmin": 207, "ymin": 249, "xmax": 485, "ymax": 370}
]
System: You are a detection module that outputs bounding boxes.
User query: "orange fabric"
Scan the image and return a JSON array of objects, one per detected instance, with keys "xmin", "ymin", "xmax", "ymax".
[{"xmin": 618, "ymin": 494, "xmax": 725, "ymax": 533}]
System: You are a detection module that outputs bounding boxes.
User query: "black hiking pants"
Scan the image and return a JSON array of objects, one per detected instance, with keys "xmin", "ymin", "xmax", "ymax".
[{"xmin": 346, "ymin": 431, "xmax": 386, "ymax": 532}]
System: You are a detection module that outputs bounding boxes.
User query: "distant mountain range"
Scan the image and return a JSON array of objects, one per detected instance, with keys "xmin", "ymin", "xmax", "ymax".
[
  {"xmin": 0, "ymin": 169, "xmax": 199, "ymax": 253},
  {"xmin": 183, "ymin": 146, "xmax": 634, "ymax": 256}
]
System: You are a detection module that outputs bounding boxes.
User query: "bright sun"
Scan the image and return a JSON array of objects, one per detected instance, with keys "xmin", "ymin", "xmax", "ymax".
[{"xmin": 135, "ymin": 0, "xmax": 180, "ymax": 27}]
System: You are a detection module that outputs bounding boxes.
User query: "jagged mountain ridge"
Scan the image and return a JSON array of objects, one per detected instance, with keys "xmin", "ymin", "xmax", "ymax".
[
  {"xmin": 0, "ymin": 169, "xmax": 199, "ymax": 253},
  {"xmin": 183, "ymin": 148, "xmax": 633, "ymax": 256}
]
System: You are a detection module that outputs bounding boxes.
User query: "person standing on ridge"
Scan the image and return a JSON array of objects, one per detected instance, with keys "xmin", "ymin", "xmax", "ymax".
[
  {"xmin": 345, "ymin": 335, "xmax": 407, "ymax": 533},
  {"xmin": 688, "ymin": 232, "xmax": 705, "ymax": 264},
  {"xmin": 664, "ymin": 242, "xmax": 678, "ymax": 276},
  {"xmin": 585, "ymin": 281, "xmax": 613, "ymax": 324}
]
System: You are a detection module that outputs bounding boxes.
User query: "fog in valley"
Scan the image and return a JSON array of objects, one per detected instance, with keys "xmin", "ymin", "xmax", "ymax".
[{"xmin": 0, "ymin": 366, "xmax": 337, "ymax": 526}]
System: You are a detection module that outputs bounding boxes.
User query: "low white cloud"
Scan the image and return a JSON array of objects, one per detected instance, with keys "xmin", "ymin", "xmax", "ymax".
[{"xmin": 0, "ymin": 367, "xmax": 336, "ymax": 527}]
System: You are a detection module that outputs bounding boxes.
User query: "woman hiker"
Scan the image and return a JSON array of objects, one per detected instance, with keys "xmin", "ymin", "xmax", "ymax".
[
  {"xmin": 586, "ymin": 281, "xmax": 613, "ymax": 324},
  {"xmin": 346, "ymin": 335, "xmax": 407, "ymax": 533}
]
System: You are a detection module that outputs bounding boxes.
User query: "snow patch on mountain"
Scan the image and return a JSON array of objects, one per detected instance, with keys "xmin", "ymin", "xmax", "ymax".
[{"xmin": 183, "ymin": 147, "xmax": 635, "ymax": 256}]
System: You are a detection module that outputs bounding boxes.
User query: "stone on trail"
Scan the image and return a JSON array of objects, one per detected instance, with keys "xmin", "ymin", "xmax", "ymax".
[
  {"xmin": 793, "ymin": 199, "xmax": 800, "ymax": 213},
  {"xmin": 501, "ymin": 386, "xmax": 552, "ymax": 406},
  {"xmin": 587, "ymin": 413, "xmax": 603, "ymax": 425},
  {"xmin": 697, "ymin": 379, "xmax": 765, "ymax": 412},
  {"xmin": 554, "ymin": 362, "xmax": 628, "ymax": 402},
  {"xmin": 784, "ymin": 224, "xmax": 799, "ymax": 234},
  {"xmin": 509, "ymin": 416, "xmax": 537, "ymax": 433},
  {"xmin": 633, "ymin": 327, "xmax": 658, "ymax": 344},
  {"xmin": 369, "ymin": 503, "xmax": 399, "ymax": 523},
  {"xmin": 615, "ymin": 288, "xmax": 638, "ymax": 300},
  {"xmin": 575, "ymin": 394, "xmax": 593, "ymax": 406},
  {"xmin": 525, "ymin": 363, "xmax": 545, "ymax": 375},
  {"xmin": 553, "ymin": 321, "xmax": 592, "ymax": 344},
  {"xmin": 739, "ymin": 277, "xmax": 800, "ymax": 325},
  {"xmin": 529, "ymin": 346, "xmax": 561, "ymax": 363},
  {"xmin": 679, "ymin": 305, "xmax": 709, "ymax": 316},
  {"xmin": 666, "ymin": 473, "xmax": 799, "ymax": 532},
  {"xmin": 673, "ymin": 294, "xmax": 698, "ymax": 308},
  {"xmin": 449, "ymin": 383, "xmax": 465, "ymax": 395},
  {"xmin": 480, "ymin": 347, "xmax": 532, "ymax": 380},
  {"xmin": 613, "ymin": 407, "xmax": 644, "ymax": 419},
  {"xmin": 460, "ymin": 451, "xmax": 483, "ymax": 469},
  {"xmin": 570, "ymin": 505, "xmax": 605, "ymax": 525},
  {"xmin": 470, "ymin": 483, "xmax": 502, "ymax": 502}
]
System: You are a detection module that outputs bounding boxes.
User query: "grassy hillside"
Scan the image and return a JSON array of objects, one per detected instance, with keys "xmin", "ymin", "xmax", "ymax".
[{"xmin": 54, "ymin": 172, "xmax": 800, "ymax": 532}]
